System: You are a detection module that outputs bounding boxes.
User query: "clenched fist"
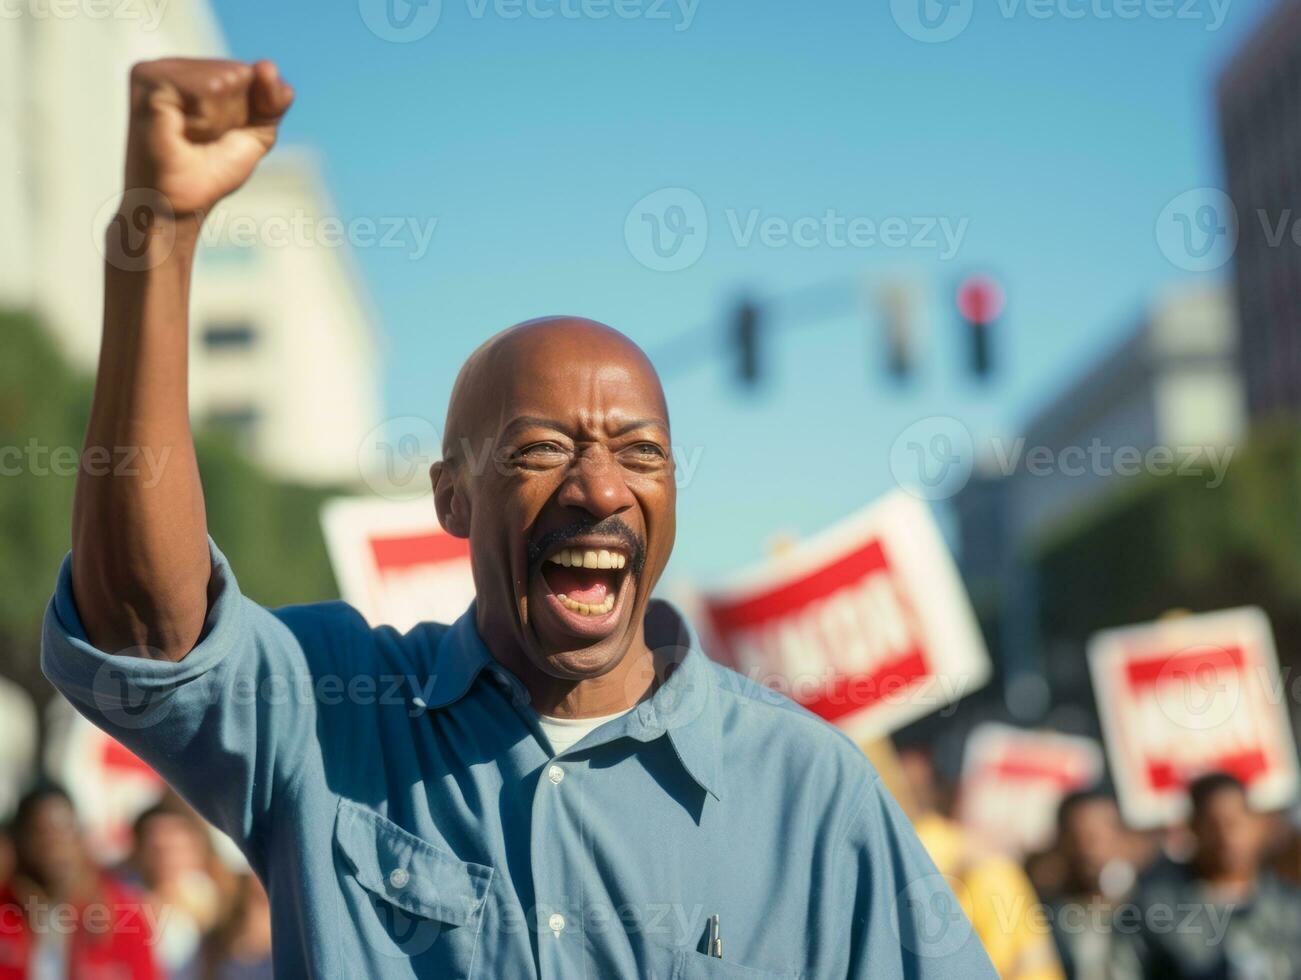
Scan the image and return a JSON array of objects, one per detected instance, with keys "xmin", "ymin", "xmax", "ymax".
[{"xmin": 125, "ymin": 58, "xmax": 294, "ymax": 217}]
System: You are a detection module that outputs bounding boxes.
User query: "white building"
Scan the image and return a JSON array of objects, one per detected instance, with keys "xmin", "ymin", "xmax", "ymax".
[
  {"xmin": 0, "ymin": 3, "xmax": 381, "ymax": 485},
  {"xmin": 1010, "ymin": 281, "xmax": 1245, "ymax": 543},
  {"xmin": 952, "ymin": 282, "xmax": 1245, "ymax": 694}
]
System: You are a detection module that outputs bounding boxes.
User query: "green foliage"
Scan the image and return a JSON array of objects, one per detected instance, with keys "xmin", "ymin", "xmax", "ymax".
[
  {"xmin": 1035, "ymin": 424, "xmax": 1301, "ymax": 670},
  {"xmin": 0, "ymin": 309, "xmax": 340, "ymax": 702}
]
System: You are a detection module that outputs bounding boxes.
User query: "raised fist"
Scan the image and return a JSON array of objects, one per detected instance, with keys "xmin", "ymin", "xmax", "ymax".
[{"xmin": 124, "ymin": 58, "xmax": 294, "ymax": 217}]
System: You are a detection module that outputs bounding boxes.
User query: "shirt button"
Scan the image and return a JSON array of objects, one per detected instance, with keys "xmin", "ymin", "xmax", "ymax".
[
  {"xmin": 388, "ymin": 867, "xmax": 410, "ymax": 890},
  {"xmin": 547, "ymin": 764, "xmax": 565, "ymax": 785},
  {"xmin": 548, "ymin": 912, "xmax": 566, "ymax": 935}
]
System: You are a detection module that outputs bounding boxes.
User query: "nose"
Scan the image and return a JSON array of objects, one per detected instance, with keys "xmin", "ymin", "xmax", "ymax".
[{"xmin": 556, "ymin": 446, "xmax": 636, "ymax": 522}]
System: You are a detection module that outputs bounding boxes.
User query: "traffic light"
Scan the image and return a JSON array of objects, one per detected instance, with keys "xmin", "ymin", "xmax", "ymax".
[
  {"xmin": 734, "ymin": 300, "xmax": 761, "ymax": 387},
  {"xmin": 956, "ymin": 275, "xmax": 1005, "ymax": 380},
  {"xmin": 876, "ymin": 280, "xmax": 920, "ymax": 381}
]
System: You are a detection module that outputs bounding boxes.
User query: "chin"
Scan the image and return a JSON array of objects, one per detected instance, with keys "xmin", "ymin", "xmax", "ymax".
[{"xmin": 535, "ymin": 641, "xmax": 630, "ymax": 681}]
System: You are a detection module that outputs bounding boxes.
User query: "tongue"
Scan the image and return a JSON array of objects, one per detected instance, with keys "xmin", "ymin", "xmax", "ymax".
[{"xmin": 543, "ymin": 565, "xmax": 615, "ymax": 604}]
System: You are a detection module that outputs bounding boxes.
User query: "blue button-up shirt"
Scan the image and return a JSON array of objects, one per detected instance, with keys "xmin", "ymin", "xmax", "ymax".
[{"xmin": 43, "ymin": 541, "xmax": 995, "ymax": 979}]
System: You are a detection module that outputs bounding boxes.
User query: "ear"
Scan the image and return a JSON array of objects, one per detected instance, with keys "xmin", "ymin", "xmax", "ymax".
[{"xmin": 430, "ymin": 461, "xmax": 469, "ymax": 538}]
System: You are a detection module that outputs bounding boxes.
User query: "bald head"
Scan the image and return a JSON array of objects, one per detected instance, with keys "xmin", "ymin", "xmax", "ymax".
[
  {"xmin": 430, "ymin": 314, "xmax": 677, "ymax": 697},
  {"xmin": 442, "ymin": 317, "xmax": 667, "ymax": 465}
]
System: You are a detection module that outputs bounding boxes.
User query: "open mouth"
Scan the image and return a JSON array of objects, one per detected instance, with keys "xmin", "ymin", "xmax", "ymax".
[{"xmin": 533, "ymin": 541, "xmax": 634, "ymax": 640}]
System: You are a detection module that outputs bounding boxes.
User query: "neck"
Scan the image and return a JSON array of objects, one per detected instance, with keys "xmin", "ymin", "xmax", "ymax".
[
  {"xmin": 533, "ymin": 646, "xmax": 657, "ymax": 718},
  {"xmin": 14, "ymin": 867, "xmax": 94, "ymax": 905},
  {"xmin": 479, "ymin": 615, "xmax": 658, "ymax": 718},
  {"xmin": 1196, "ymin": 857, "xmax": 1256, "ymax": 897}
]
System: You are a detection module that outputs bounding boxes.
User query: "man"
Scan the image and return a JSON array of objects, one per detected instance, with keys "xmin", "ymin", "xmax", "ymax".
[
  {"xmin": 1116, "ymin": 773, "xmax": 1301, "ymax": 979},
  {"xmin": 42, "ymin": 58, "xmax": 996, "ymax": 978},
  {"xmin": 0, "ymin": 784, "xmax": 159, "ymax": 980},
  {"xmin": 1042, "ymin": 789, "xmax": 1138, "ymax": 980}
]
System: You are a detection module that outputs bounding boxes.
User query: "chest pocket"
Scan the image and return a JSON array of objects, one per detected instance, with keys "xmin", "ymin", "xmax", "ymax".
[
  {"xmin": 334, "ymin": 799, "xmax": 493, "ymax": 976},
  {"xmin": 642, "ymin": 942, "xmax": 803, "ymax": 980}
]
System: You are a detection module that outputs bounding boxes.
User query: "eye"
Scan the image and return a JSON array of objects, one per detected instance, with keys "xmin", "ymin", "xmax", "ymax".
[
  {"xmin": 515, "ymin": 441, "xmax": 567, "ymax": 459},
  {"xmin": 626, "ymin": 442, "xmax": 667, "ymax": 460}
]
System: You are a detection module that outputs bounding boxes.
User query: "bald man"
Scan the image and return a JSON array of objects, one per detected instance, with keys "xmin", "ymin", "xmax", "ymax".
[{"xmin": 43, "ymin": 59, "xmax": 996, "ymax": 979}]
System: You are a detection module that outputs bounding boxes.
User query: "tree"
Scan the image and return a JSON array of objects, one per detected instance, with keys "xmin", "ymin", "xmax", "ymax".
[{"xmin": 0, "ymin": 309, "xmax": 341, "ymax": 711}]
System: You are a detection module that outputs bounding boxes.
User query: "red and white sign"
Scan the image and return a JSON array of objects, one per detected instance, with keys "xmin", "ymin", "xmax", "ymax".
[
  {"xmin": 1089, "ymin": 607, "xmax": 1300, "ymax": 828},
  {"xmin": 44, "ymin": 700, "xmax": 164, "ymax": 864},
  {"xmin": 690, "ymin": 492, "xmax": 990, "ymax": 740},
  {"xmin": 321, "ymin": 497, "xmax": 475, "ymax": 632},
  {"xmin": 958, "ymin": 723, "xmax": 1104, "ymax": 855}
]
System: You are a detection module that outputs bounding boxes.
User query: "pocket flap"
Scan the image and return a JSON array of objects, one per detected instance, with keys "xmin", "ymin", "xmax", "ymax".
[{"xmin": 334, "ymin": 799, "xmax": 493, "ymax": 927}]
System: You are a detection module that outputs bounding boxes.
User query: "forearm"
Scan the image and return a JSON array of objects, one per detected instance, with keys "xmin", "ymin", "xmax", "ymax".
[{"xmin": 71, "ymin": 213, "xmax": 210, "ymax": 659}]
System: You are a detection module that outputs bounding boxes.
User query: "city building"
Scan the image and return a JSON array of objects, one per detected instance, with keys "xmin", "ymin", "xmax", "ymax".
[
  {"xmin": 0, "ymin": 4, "xmax": 381, "ymax": 485},
  {"xmin": 953, "ymin": 283, "xmax": 1245, "ymax": 703},
  {"xmin": 1219, "ymin": 0, "xmax": 1301, "ymax": 421}
]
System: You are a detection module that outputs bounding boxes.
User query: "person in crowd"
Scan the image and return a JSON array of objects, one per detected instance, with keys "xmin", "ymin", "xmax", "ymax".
[
  {"xmin": 1116, "ymin": 772, "xmax": 1301, "ymax": 979},
  {"xmin": 1042, "ymin": 788, "xmax": 1139, "ymax": 980},
  {"xmin": 199, "ymin": 874, "xmax": 272, "ymax": 980},
  {"xmin": 897, "ymin": 745, "xmax": 1066, "ymax": 980},
  {"xmin": 124, "ymin": 800, "xmax": 222, "ymax": 980},
  {"xmin": 0, "ymin": 782, "xmax": 159, "ymax": 979}
]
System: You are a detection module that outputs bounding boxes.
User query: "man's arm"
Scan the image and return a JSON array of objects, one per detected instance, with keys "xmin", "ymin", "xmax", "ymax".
[{"xmin": 73, "ymin": 58, "xmax": 293, "ymax": 660}]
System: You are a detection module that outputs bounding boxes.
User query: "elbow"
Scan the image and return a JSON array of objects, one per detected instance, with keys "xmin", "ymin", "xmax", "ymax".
[{"xmin": 70, "ymin": 548, "xmax": 209, "ymax": 661}]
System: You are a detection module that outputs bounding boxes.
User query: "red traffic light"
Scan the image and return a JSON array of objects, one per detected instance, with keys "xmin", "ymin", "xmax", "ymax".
[{"xmin": 956, "ymin": 275, "xmax": 1005, "ymax": 326}]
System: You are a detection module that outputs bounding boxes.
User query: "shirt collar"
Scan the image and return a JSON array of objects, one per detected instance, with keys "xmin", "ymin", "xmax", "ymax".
[{"xmin": 416, "ymin": 599, "xmax": 723, "ymax": 800}]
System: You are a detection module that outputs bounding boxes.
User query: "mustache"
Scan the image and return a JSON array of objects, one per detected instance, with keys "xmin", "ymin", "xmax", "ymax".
[{"xmin": 527, "ymin": 518, "xmax": 646, "ymax": 577}]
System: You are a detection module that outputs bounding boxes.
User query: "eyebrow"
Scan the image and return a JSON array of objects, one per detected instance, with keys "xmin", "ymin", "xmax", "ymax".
[{"xmin": 500, "ymin": 416, "xmax": 669, "ymax": 439}]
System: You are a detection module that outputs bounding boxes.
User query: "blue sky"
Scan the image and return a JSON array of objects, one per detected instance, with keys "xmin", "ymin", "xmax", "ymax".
[{"xmin": 214, "ymin": 0, "xmax": 1268, "ymax": 581}]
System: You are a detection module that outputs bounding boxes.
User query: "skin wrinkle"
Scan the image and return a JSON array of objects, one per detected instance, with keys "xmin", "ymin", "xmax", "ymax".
[{"xmin": 431, "ymin": 317, "xmax": 677, "ymax": 721}]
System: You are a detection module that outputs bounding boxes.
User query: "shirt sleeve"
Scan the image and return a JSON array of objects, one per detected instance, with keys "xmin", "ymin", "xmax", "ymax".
[
  {"xmin": 841, "ymin": 777, "xmax": 999, "ymax": 979},
  {"xmin": 40, "ymin": 538, "xmax": 369, "ymax": 869}
]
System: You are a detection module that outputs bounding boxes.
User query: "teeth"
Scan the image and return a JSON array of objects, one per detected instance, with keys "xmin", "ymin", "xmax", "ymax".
[
  {"xmin": 545, "ymin": 548, "xmax": 628, "ymax": 570},
  {"xmin": 555, "ymin": 592, "xmax": 617, "ymax": 616}
]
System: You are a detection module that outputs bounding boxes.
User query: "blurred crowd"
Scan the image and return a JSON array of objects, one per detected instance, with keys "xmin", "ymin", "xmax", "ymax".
[
  {"xmin": 0, "ymin": 785, "xmax": 270, "ymax": 980},
  {"xmin": 897, "ymin": 745, "xmax": 1301, "ymax": 980},
  {"xmin": 4, "ymin": 756, "xmax": 1301, "ymax": 978}
]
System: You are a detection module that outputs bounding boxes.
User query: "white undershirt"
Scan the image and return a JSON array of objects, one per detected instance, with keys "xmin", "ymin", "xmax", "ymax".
[{"xmin": 538, "ymin": 707, "xmax": 634, "ymax": 756}]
